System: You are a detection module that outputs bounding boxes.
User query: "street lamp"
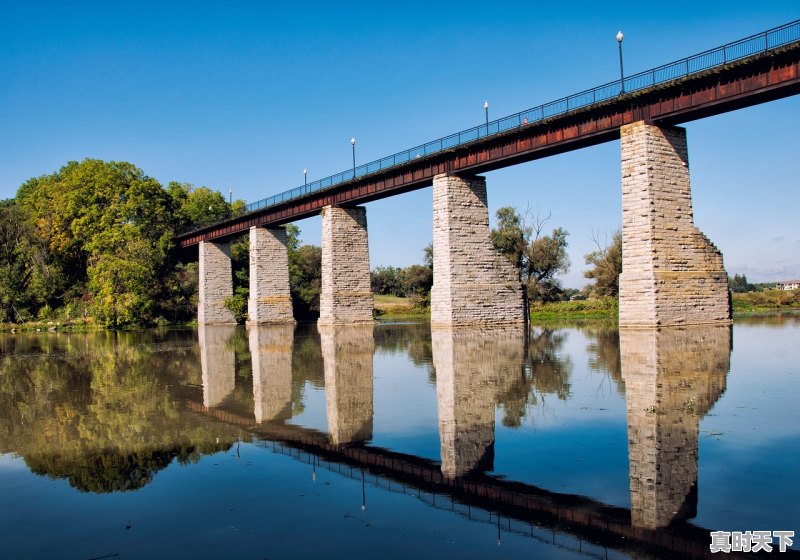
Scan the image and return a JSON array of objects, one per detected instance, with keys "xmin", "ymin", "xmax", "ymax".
[
  {"xmin": 484, "ymin": 100, "xmax": 489, "ymax": 129},
  {"xmin": 229, "ymin": 189, "xmax": 232, "ymax": 205},
  {"xmin": 616, "ymin": 30, "xmax": 625, "ymax": 94},
  {"xmin": 303, "ymin": 168, "xmax": 308, "ymax": 189},
  {"xmin": 351, "ymin": 137, "xmax": 356, "ymax": 178}
]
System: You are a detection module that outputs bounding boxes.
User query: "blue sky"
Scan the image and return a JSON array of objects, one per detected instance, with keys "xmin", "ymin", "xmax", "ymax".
[{"xmin": 2, "ymin": 1, "xmax": 798, "ymax": 287}]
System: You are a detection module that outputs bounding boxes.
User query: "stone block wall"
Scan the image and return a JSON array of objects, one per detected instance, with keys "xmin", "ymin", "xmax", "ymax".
[
  {"xmin": 248, "ymin": 226, "xmax": 295, "ymax": 324},
  {"xmin": 621, "ymin": 326, "xmax": 731, "ymax": 529},
  {"xmin": 620, "ymin": 122, "xmax": 730, "ymax": 327},
  {"xmin": 431, "ymin": 174, "xmax": 525, "ymax": 327},
  {"xmin": 319, "ymin": 206, "xmax": 374, "ymax": 325},
  {"xmin": 198, "ymin": 241, "xmax": 236, "ymax": 325}
]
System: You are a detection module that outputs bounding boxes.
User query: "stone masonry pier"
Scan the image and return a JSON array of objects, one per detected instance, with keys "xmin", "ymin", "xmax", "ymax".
[
  {"xmin": 619, "ymin": 122, "xmax": 730, "ymax": 327},
  {"xmin": 198, "ymin": 241, "xmax": 236, "ymax": 325},
  {"xmin": 248, "ymin": 226, "xmax": 294, "ymax": 325},
  {"xmin": 431, "ymin": 174, "xmax": 525, "ymax": 327},
  {"xmin": 319, "ymin": 206, "xmax": 374, "ymax": 325}
]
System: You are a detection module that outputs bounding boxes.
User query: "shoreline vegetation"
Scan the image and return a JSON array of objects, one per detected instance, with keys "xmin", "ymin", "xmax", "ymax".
[{"xmin": 3, "ymin": 291, "xmax": 798, "ymax": 333}]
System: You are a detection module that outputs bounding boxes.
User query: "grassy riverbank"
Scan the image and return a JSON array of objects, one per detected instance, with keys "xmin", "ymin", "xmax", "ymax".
[{"xmin": 4, "ymin": 291, "xmax": 797, "ymax": 331}]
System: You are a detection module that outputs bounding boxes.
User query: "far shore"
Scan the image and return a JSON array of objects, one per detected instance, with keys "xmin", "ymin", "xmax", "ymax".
[{"xmin": 2, "ymin": 292, "xmax": 798, "ymax": 333}]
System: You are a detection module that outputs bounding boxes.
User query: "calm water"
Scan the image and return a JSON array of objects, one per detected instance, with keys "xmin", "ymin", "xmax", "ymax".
[{"xmin": 0, "ymin": 318, "xmax": 798, "ymax": 559}]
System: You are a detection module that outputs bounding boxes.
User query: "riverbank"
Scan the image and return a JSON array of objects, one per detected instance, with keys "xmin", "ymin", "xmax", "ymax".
[{"xmin": 3, "ymin": 291, "xmax": 798, "ymax": 331}]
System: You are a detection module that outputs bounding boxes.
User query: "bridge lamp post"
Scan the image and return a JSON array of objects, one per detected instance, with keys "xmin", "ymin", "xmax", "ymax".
[
  {"xmin": 484, "ymin": 100, "xmax": 489, "ymax": 131},
  {"xmin": 351, "ymin": 137, "xmax": 356, "ymax": 178},
  {"xmin": 303, "ymin": 168, "xmax": 308, "ymax": 189},
  {"xmin": 616, "ymin": 31, "xmax": 625, "ymax": 94}
]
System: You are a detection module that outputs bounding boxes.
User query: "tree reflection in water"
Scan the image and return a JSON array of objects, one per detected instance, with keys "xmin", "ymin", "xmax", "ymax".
[{"xmin": 0, "ymin": 330, "xmax": 241, "ymax": 493}]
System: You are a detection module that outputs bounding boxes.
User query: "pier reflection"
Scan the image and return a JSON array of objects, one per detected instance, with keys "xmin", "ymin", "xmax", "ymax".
[
  {"xmin": 432, "ymin": 326, "xmax": 525, "ymax": 477},
  {"xmin": 198, "ymin": 325, "xmax": 236, "ymax": 408},
  {"xmin": 621, "ymin": 325, "xmax": 731, "ymax": 529},
  {"xmin": 319, "ymin": 324, "xmax": 375, "ymax": 444},
  {"xmin": 249, "ymin": 325, "xmax": 295, "ymax": 423}
]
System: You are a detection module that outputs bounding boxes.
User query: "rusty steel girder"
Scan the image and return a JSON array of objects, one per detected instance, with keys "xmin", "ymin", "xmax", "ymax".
[{"xmin": 177, "ymin": 44, "xmax": 800, "ymax": 251}]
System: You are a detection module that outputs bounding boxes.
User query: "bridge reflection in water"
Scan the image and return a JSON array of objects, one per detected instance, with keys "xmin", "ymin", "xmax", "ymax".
[{"xmin": 192, "ymin": 322, "xmax": 767, "ymax": 560}]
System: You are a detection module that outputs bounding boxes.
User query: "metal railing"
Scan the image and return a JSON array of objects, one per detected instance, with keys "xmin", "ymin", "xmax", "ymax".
[{"xmin": 237, "ymin": 19, "xmax": 799, "ymax": 218}]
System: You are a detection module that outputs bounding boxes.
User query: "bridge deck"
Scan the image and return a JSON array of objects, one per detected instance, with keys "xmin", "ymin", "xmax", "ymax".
[{"xmin": 177, "ymin": 22, "xmax": 800, "ymax": 250}]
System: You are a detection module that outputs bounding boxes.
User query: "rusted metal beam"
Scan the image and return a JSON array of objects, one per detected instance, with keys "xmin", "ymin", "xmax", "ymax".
[{"xmin": 177, "ymin": 45, "xmax": 800, "ymax": 250}]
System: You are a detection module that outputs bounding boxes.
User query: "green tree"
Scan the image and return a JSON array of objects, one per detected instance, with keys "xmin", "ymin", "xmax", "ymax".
[
  {"xmin": 584, "ymin": 230, "xmax": 623, "ymax": 298},
  {"xmin": 491, "ymin": 207, "xmax": 570, "ymax": 305},
  {"xmin": 284, "ymin": 225, "xmax": 323, "ymax": 319},
  {"xmin": 728, "ymin": 273, "xmax": 753, "ymax": 293}
]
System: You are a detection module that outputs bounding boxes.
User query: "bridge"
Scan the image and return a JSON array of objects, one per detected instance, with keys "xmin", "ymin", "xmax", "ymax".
[{"xmin": 176, "ymin": 20, "xmax": 800, "ymax": 327}]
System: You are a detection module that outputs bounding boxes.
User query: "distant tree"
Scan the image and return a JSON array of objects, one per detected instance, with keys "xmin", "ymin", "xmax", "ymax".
[
  {"xmin": 284, "ymin": 225, "xmax": 322, "ymax": 319},
  {"xmin": 371, "ymin": 266, "xmax": 404, "ymax": 296},
  {"xmin": 728, "ymin": 273, "xmax": 754, "ymax": 293},
  {"xmin": 584, "ymin": 230, "xmax": 623, "ymax": 298},
  {"xmin": 423, "ymin": 243, "xmax": 433, "ymax": 268},
  {"xmin": 491, "ymin": 207, "xmax": 570, "ymax": 305},
  {"xmin": 401, "ymin": 264, "xmax": 433, "ymax": 297}
]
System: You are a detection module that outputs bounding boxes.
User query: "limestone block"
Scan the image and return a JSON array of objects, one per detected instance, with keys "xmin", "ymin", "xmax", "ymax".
[
  {"xmin": 431, "ymin": 174, "xmax": 525, "ymax": 327},
  {"xmin": 319, "ymin": 206, "xmax": 374, "ymax": 325},
  {"xmin": 198, "ymin": 241, "xmax": 236, "ymax": 325},
  {"xmin": 619, "ymin": 122, "xmax": 730, "ymax": 327},
  {"xmin": 248, "ymin": 227, "xmax": 295, "ymax": 324}
]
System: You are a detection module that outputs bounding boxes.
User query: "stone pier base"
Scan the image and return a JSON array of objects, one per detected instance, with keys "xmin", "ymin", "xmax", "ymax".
[
  {"xmin": 248, "ymin": 226, "xmax": 295, "ymax": 324},
  {"xmin": 619, "ymin": 122, "xmax": 730, "ymax": 327},
  {"xmin": 198, "ymin": 241, "xmax": 236, "ymax": 325},
  {"xmin": 319, "ymin": 206, "xmax": 373, "ymax": 325},
  {"xmin": 431, "ymin": 174, "xmax": 524, "ymax": 327}
]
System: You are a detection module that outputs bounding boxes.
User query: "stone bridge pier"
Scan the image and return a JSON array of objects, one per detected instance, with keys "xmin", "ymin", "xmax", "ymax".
[
  {"xmin": 319, "ymin": 206, "xmax": 374, "ymax": 325},
  {"xmin": 620, "ymin": 122, "xmax": 731, "ymax": 327},
  {"xmin": 431, "ymin": 173, "xmax": 525, "ymax": 327}
]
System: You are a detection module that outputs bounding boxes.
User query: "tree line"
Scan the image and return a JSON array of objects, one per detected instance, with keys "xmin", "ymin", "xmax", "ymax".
[{"xmin": 0, "ymin": 159, "xmax": 324, "ymax": 327}]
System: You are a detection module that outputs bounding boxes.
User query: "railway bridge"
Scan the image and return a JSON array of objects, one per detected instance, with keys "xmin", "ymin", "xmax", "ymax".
[{"xmin": 175, "ymin": 20, "xmax": 800, "ymax": 327}]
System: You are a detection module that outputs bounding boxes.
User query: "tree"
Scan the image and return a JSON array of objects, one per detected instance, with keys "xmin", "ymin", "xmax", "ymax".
[
  {"xmin": 728, "ymin": 273, "xmax": 754, "ymax": 293},
  {"xmin": 491, "ymin": 207, "xmax": 570, "ymax": 304},
  {"xmin": 285, "ymin": 225, "xmax": 322, "ymax": 319},
  {"xmin": 584, "ymin": 230, "xmax": 623, "ymax": 298}
]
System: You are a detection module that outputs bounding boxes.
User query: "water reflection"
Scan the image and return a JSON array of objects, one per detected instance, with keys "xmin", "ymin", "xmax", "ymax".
[
  {"xmin": 432, "ymin": 327, "xmax": 525, "ymax": 477},
  {"xmin": 320, "ymin": 324, "xmax": 375, "ymax": 444},
  {"xmin": 199, "ymin": 325, "xmax": 236, "ymax": 408},
  {"xmin": 5, "ymin": 321, "xmax": 794, "ymax": 559},
  {"xmin": 249, "ymin": 325, "xmax": 295, "ymax": 423},
  {"xmin": 621, "ymin": 326, "xmax": 731, "ymax": 529},
  {"xmin": 0, "ymin": 331, "xmax": 240, "ymax": 493}
]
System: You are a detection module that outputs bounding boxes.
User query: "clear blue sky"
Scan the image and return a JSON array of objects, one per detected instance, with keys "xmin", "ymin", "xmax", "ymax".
[{"xmin": 2, "ymin": 1, "xmax": 798, "ymax": 287}]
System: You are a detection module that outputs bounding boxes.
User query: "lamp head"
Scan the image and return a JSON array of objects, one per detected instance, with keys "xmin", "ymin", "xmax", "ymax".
[{"xmin": 616, "ymin": 31, "xmax": 624, "ymax": 43}]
